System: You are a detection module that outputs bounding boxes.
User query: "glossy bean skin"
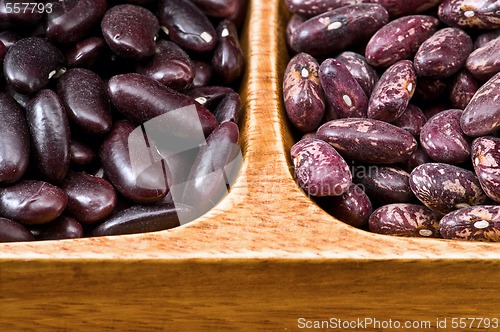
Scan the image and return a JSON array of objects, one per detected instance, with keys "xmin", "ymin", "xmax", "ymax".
[
  {"xmin": 226, "ymin": 0, "xmax": 248, "ymax": 29},
  {"xmin": 410, "ymin": 163, "xmax": 487, "ymax": 215},
  {"xmin": 108, "ymin": 73, "xmax": 217, "ymax": 137},
  {"xmin": 414, "ymin": 27, "xmax": 473, "ymax": 79},
  {"xmin": 404, "ymin": 147, "xmax": 433, "ymax": 172},
  {"xmin": 214, "ymin": 92, "xmax": 241, "ymax": 124},
  {"xmin": 285, "ymin": 0, "xmax": 371, "ymax": 17},
  {"xmin": 319, "ymin": 58, "xmax": 368, "ymax": 119},
  {"xmin": 187, "ymin": 86, "xmax": 235, "ymax": 108},
  {"xmin": 101, "ymin": 4, "xmax": 159, "ymax": 60},
  {"xmin": 191, "ymin": 60, "xmax": 213, "ymax": 88},
  {"xmin": 70, "ymin": 140, "xmax": 96, "ymax": 166},
  {"xmin": 99, "ymin": 120, "xmax": 168, "ymax": 204},
  {"xmin": 370, "ymin": 0, "xmax": 442, "ymax": 17},
  {"xmin": 449, "ymin": 69, "xmax": 480, "ymax": 109},
  {"xmin": 91, "ymin": 203, "xmax": 193, "ymax": 237},
  {"xmin": 355, "ymin": 166, "xmax": 414, "ymax": 205},
  {"xmin": 61, "ymin": 171, "xmax": 117, "ymax": 224},
  {"xmin": 0, "ymin": 31, "xmax": 19, "ymax": 50},
  {"xmin": 0, "ymin": 0, "xmax": 43, "ymax": 30},
  {"xmin": 414, "ymin": 78, "xmax": 448, "ymax": 103},
  {"xmin": 369, "ymin": 203, "xmax": 441, "ymax": 238},
  {"xmin": 57, "ymin": 68, "xmax": 112, "ymax": 134},
  {"xmin": 0, "ymin": 180, "xmax": 68, "ymax": 225},
  {"xmin": 365, "ymin": 15, "xmax": 439, "ymax": 68},
  {"xmin": 286, "ymin": 14, "xmax": 307, "ymax": 48},
  {"xmin": 36, "ymin": 216, "xmax": 84, "ymax": 241},
  {"xmin": 26, "ymin": 89, "xmax": 71, "ymax": 184},
  {"xmin": 46, "ymin": 0, "xmax": 107, "ymax": 44},
  {"xmin": 316, "ymin": 118, "xmax": 418, "ymax": 164},
  {"xmin": 367, "ymin": 60, "xmax": 416, "ymax": 122},
  {"xmin": 335, "ymin": 51, "xmax": 379, "ymax": 96},
  {"xmin": 283, "ymin": 53, "xmax": 325, "ymax": 133},
  {"xmin": 439, "ymin": 205, "xmax": 500, "ymax": 241},
  {"xmin": 466, "ymin": 37, "xmax": 500, "ymax": 81},
  {"xmin": 291, "ymin": 138, "xmax": 352, "ymax": 197},
  {"xmin": 420, "ymin": 109, "xmax": 471, "ymax": 165},
  {"xmin": 438, "ymin": 0, "xmax": 500, "ymax": 29},
  {"xmin": 474, "ymin": 29, "xmax": 500, "ymax": 49},
  {"xmin": 327, "ymin": 184, "xmax": 372, "ymax": 228},
  {"xmin": 393, "ymin": 104, "xmax": 427, "ymax": 138},
  {"xmin": 157, "ymin": 0, "xmax": 217, "ymax": 53},
  {"xmin": 3, "ymin": 37, "xmax": 64, "ymax": 94},
  {"xmin": 66, "ymin": 37, "xmax": 107, "ymax": 69},
  {"xmin": 136, "ymin": 40, "xmax": 194, "ymax": 91},
  {"xmin": 212, "ymin": 19, "xmax": 245, "ymax": 84},
  {"xmin": 289, "ymin": 4, "xmax": 389, "ymax": 57},
  {"xmin": 0, "ymin": 218, "xmax": 34, "ymax": 242},
  {"xmin": 190, "ymin": 0, "xmax": 238, "ymax": 18},
  {"xmin": 0, "ymin": 93, "xmax": 30, "ymax": 184},
  {"xmin": 460, "ymin": 72, "xmax": 500, "ymax": 137},
  {"xmin": 472, "ymin": 136, "xmax": 500, "ymax": 202}
]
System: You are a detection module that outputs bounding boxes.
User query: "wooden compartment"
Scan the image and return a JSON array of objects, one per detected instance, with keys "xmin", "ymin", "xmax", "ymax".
[{"xmin": 2, "ymin": 0, "xmax": 500, "ymax": 330}]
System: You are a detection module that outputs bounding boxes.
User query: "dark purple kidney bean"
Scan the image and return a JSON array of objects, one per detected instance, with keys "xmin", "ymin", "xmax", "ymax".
[
  {"xmin": 0, "ymin": 31, "xmax": 19, "ymax": 50},
  {"xmin": 0, "ymin": 180, "xmax": 67, "ymax": 225},
  {"xmin": 46, "ymin": 0, "xmax": 107, "ymax": 45},
  {"xmin": 157, "ymin": 0, "xmax": 217, "ymax": 53},
  {"xmin": 101, "ymin": 4, "xmax": 159, "ymax": 60},
  {"xmin": 355, "ymin": 166, "xmax": 414, "ymax": 205},
  {"xmin": 0, "ymin": 93, "xmax": 30, "ymax": 184},
  {"xmin": 474, "ymin": 29, "xmax": 500, "ymax": 49},
  {"xmin": 286, "ymin": 14, "xmax": 307, "ymax": 48},
  {"xmin": 420, "ymin": 109, "xmax": 471, "ymax": 165},
  {"xmin": 190, "ymin": 0, "xmax": 238, "ymax": 18},
  {"xmin": 226, "ymin": 0, "xmax": 248, "ymax": 29},
  {"xmin": 61, "ymin": 171, "xmax": 117, "ymax": 224},
  {"xmin": 3, "ymin": 37, "xmax": 64, "ymax": 94},
  {"xmin": 191, "ymin": 60, "xmax": 213, "ymax": 88},
  {"xmin": 317, "ymin": 118, "xmax": 418, "ymax": 164},
  {"xmin": 335, "ymin": 51, "xmax": 379, "ymax": 96},
  {"xmin": 26, "ymin": 89, "xmax": 70, "ymax": 184},
  {"xmin": 365, "ymin": 15, "xmax": 439, "ymax": 68},
  {"xmin": 319, "ymin": 58, "xmax": 368, "ymax": 119},
  {"xmin": 370, "ymin": 0, "xmax": 442, "ymax": 17},
  {"xmin": 414, "ymin": 78, "xmax": 448, "ymax": 103},
  {"xmin": 461, "ymin": 72, "xmax": 500, "ymax": 137},
  {"xmin": 367, "ymin": 60, "xmax": 416, "ymax": 122},
  {"xmin": 57, "ymin": 68, "xmax": 112, "ymax": 134},
  {"xmin": 289, "ymin": 4, "xmax": 389, "ymax": 57},
  {"xmin": 187, "ymin": 85, "xmax": 235, "ymax": 108},
  {"xmin": 404, "ymin": 147, "xmax": 433, "ymax": 172},
  {"xmin": 327, "ymin": 184, "xmax": 372, "ymax": 228},
  {"xmin": 410, "ymin": 163, "xmax": 487, "ymax": 215},
  {"xmin": 137, "ymin": 40, "xmax": 194, "ymax": 91},
  {"xmin": 285, "ymin": 0, "xmax": 371, "ymax": 18},
  {"xmin": 0, "ymin": 0, "xmax": 43, "ymax": 30},
  {"xmin": 214, "ymin": 92, "xmax": 241, "ymax": 124},
  {"xmin": 291, "ymin": 138, "xmax": 352, "ymax": 197},
  {"xmin": 414, "ymin": 27, "xmax": 473, "ymax": 79},
  {"xmin": 99, "ymin": 120, "xmax": 168, "ymax": 204},
  {"xmin": 439, "ymin": 205, "xmax": 500, "ymax": 241},
  {"xmin": 450, "ymin": 69, "xmax": 480, "ymax": 109},
  {"xmin": 283, "ymin": 53, "xmax": 325, "ymax": 133},
  {"xmin": 212, "ymin": 19, "xmax": 245, "ymax": 84},
  {"xmin": 0, "ymin": 40, "xmax": 5, "ymax": 63},
  {"xmin": 438, "ymin": 0, "xmax": 500, "ymax": 30},
  {"xmin": 66, "ymin": 37, "xmax": 107, "ymax": 69},
  {"xmin": 36, "ymin": 216, "xmax": 84, "ymax": 241},
  {"xmin": 466, "ymin": 37, "xmax": 500, "ymax": 81},
  {"xmin": 423, "ymin": 103, "xmax": 448, "ymax": 120},
  {"xmin": 393, "ymin": 104, "xmax": 427, "ymax": 138},
  {"xmin": 70, "ymin": 140, "xmax": 96, "ymax": 166},
  {"xmin": 0, "ymin": 217, "xmax": 34, "ymax": 242},
  {"xmin": 369, "ymin": 203, "xmax": 441, "ymax": 238},
  {"xmin": 91, "ymin": 203, "xmax": 194, "ymax": 237},
  {"xmin": 472, "ymin": 136, "xmax": 500, "ymax": 203}
]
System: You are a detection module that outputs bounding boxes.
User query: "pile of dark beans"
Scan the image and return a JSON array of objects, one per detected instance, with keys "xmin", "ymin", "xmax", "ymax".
[
  {"xmin": 284, "ymin": 0, "xmax": 500, "ymax": 241},
  {"xmin": 0, "ymin": 0, "xmax": 247, "ymax": 242}
]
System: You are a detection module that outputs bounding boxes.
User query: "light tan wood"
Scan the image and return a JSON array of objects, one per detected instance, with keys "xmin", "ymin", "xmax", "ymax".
[{"xmin": 2, "ymin": 0, "xmax": 500, "ymax": 330}]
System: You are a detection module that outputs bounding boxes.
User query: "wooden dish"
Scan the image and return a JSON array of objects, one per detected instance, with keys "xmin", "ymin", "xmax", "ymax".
[{"xmin": 2, "ymin": 0, "xmax": 500, "ymax": 330}]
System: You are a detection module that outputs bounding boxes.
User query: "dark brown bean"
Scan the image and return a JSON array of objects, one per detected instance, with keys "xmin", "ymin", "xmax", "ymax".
[
  {"xmin": 66, "ymin": 37, "xmax": 107, "ymax": 69},
  {"xmin": 439, "ymin": 205, "xmax": 500, "ymax": 241},
  {"xmin": 335, "ymin": 51, "xmax": 379, "ymax": 96},
  {"xmin": 190, "ymin": 0, "xmax": 238, "ymax": 18},
  {"xmin": 449, "ymin": 69, "xmax": 480, "ymax": 109},
  {"xmin": 0, "ymin": 0, "xmax": 43, "ymax": 30},
  {"xmin": 327, "ymin": 184, "xmax": 372, "ymax": 228},
  {"xmin": 36, "ymin": 216, "xmax": 84, "ymax": 241},
  {"xmin": 212, "ymin": 19, "xmax": 245, "ymax": 84},
  {"xmin": 392, "ymin": 104, "xmax": 427, "ymax": 138},
  {"xmin": 414, "ymin": 78, "xmax": 448, "ymax": 103},
  {"xmin": 291, "ymin": 138, "xmax": 352, "ymax": 197},
  {"xmin": 438, "ymin": 0, "xmax": 500, "ymax": 30},
  {"xmin": 474, "ymin": 29, "xmax": 500, "ymax": 49},
  {"xmin": 370, "ymin": 0, "xmax": 442, "ymax": 17},
  {"xmin": 355, "ymin": 166, "xmax": 414, "ymax": 205},
  {"xmin": 0, "ymin": 217, "xmax": 34, "ymax": 243},
  {"xmin": 191, "ymin": 60, "xmax": 213, "ymax": 88},
  {"xmin": 466, "ymin": 37, "xmax": 500, "ymax": 81},
  {"xmin": 471, "ymin": 136, "xmax": 500, "ymax": 203},
  {"xmin": 316, "ymin": 118, "xmax": 418, "ymax": 164},
  {"xmin": 213, "ymin": 92, "xmax": 241, "ymax": 124},
  {"xmin": 187, "ymin": 85, "xmax": 235, "ymax": 108},
  {"xmin": 70, "ymin": 140, "xmax": 96, "ymax": 166}
]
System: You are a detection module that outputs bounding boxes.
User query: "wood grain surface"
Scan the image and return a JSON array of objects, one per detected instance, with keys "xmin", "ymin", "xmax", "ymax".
[{"xmin": 2, "ymin": 0, "xmax": 500, "ymax": 330}]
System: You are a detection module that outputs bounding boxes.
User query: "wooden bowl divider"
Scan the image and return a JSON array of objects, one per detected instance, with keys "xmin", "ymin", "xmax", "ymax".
[{"xmin": 2, "ymin": 0, "xmax": 500, "ymax": 330}]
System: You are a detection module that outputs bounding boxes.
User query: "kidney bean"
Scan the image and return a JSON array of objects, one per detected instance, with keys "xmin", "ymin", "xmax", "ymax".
[
  {"xmin": 460, "ymin": 72, "xmax": 500, "ymax": 137},
  {"xmin": 0, "ymin": 180, "xmax": 67, "ymax": 225},
  {"xmin": 285, "ymin": 0, "xmax": 372, "ymax": 17},
  {"xmin": 0, "ymin": 0, "xmax": 43, "ymax": 30},
  {"xmin": 291, "ymin": 138, "xmax": 352, "ymax": 197},
  {"xmin": 0, "ymin": 217, "xmax": 35, "ymax": 243},
  {"xmin": 471, "ymin": 136, "xmax": 500, "ymax": 203},
  {"xmin": 136, "ymin": 40, "xmax": 194, "ymax": 91},
  {"xmin": 26, "ymin": 89, "xmax": 70, "ymax": 184},
  {"xmin": 317, "ymin": 118, "xmax": 418, "ymax": 164},
  {"xmin": 3, "ymin": 37, "xmax": 64, "ymax": 94},
  {"xmin": 392, "ymin": 104, "xmax": 427, "ymax": 138},
  {"xmin": 226, "ymin": 0, "xmax": 248, "ymax": 28},
  {"xmin": 466, "ymin": 37, "xmax": 500, "ymax": 81},
  {"xmin": 212, "ymin": 19, "xmax": 245, "ymax": 84},
  {"xmin": 70, "ymin": 140, "xmax": 96, "ymax": 166},
  {"xmin": 449, "ymin": 69, "xmax": 480, "ymax": 109},
  {"xmin": 191, "ymin": 60, "xmax": 213, "ymax": 88},
  {"xmin": 439, "ymin": 205, "xmax": 500, "ymax": 241},
  {"xmin": 289, "ymin": 4, "xmax": 389, "ymax": 57},
  {"xmin": 420, "ymin": 109, "xmax": 471, "ymax": 165},
  {"xmin": 101, "ymin": 4, "xmax": 159, "ymax": 60},
  {"xmin": 214, "ymin": 92, "xmax": 241, "ymax": 124},
  {"xmin": 283, "ymin": 53, "xmax": 325, "ymax": 133},
  {"xmin": 404, "ymin": 147, "xmax": 434, "ymax": 172},
  {"xmin": 370, "ymin": 0, "xmax": 442, "ymax": 17},
  {"xmin": 157, "ymin": 0, "xmax": 217, "ymax": 53},
  {"xmin": 335, "ymin": 51, "xmax": 379, "ymax": 96},
  {"xmin": 442, "ymin": 0, "xmax": 500, "ymax": 29},
  {"xmin": 369, "ymin": 203, "xmax": 441, "ymax": 238},
  {"xmin": 355, "ymin": 166, "xmax": 414, "ymax": 205},
  {"xmin": 286, "ymin": 14, "xmax": 307, "ymax": 48},
  {"xmin": 326, "ymin": 184, "xmax": 372, "ymax": 228},
  {"xmin": 367, "ymin": 60, "xmax": 416, "ymax": 122},
  {"xmin": 365, "ymin": 15, "xmax": 439, "ymax": 68},
  {"xmin": 423, "ymin": 103, "xmax": 448, "ymax": 120},
  {"xmin": 474, "ymin": 29, "xmax": 500, "ymax": 49},
  {"xmin": 66, "ymin": 37, "xmax": 107, "ymax": 69},
  {"xmin": 319, "ymin": 58, "xmax": 368, "ymax": 119},
  {"xmin": 0, "ymin": 31, "xmax": 19, "ymax": 50},
  {"xmin": 187, "ymin": 85, "xmax": 235, "ymax": 108},
  {"xmin": 190, "ymin": 0, "xmax": 238, "ymax": 18},
  {"xmin": 36, "ymin": 216, "xmax": 84, "ymax": 241},
  {"xmin": 410, "ymin": 163, "xmax": 487, "ymax": 215}
]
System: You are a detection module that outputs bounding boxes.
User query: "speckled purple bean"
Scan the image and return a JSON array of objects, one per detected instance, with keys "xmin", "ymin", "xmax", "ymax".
[
  {"xmin": 286, "ymin": 14, "xmax": 307, "ymax": 48},
  {"xmin": 404, "ymin": 147, "xmax": 433, "ymax": 172},
  {"xmin": 291, "ymin": 138, "xmax": 352, "ymax": 197},
  {"xmin": 438, "ymin": 0, "xmax": 500, "ymax": 30},
  {"xmin": 355, "ymin": 166, "xmax": 414, "ymax": 205},
  {"xmin": 466, "ymin": 37, "xmax": 500, "ymax": 81},
  {"xmin": 439, "ymin": 205, "xmax": 500, "ymax": 241},
  {"xmin": 472, "ymin": 136, "xmax": 500, "ymax": 203},
  {"xmin": 392, "ymin": 104, "xmax": 427, "ymax": 138},
  {"xmin": 474, "ymin": 29, "xmax": 500, "ymax": 49},
  {"xmin": 409, "ymin": 163, "xmax": 487, "ymax": 215},
  {"xmin": 285, "ymin": 0, "xmax": 371, "ymax": 17},
  {"xmin": 449, "ymin": 69, "xmax": 480, "ymax": 109},
  {"xmin": 327, "ymin": 184, "xmax": 372, "ymax": 228},
  {"xmin": 370, "ymin": 0, "xmax": 442, "ymax": 17},
  {"xmin": 335, "ymin": 51, "xmax": 379, "ymax": 96},
  {"xmin": 369, "ymin": 203, "xmax": 441, "ymax": 238}
]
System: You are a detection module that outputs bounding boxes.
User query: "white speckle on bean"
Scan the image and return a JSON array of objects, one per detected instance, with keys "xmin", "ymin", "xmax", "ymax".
[
  {"xmin": 200, "ymin": 31, "xmax": 213, "ymax": 43},
  {"xmin": 221, "ymin": 28, "xmax": 229, "ymax": 37},
  {"xmin": 407, "ymin": 82, "xmax": 413, "ymax": 92},
  {"xmin": 464, "ymin": 10, "xmax": 475, "ymax": 18},
  {"xmin": 327, "ymin": 22, "xmax": 342, "ymax": 30},
  {"xmin": 301, "ymin": 68, "xmax": 309, "ymax": 78},
  {"xmin": 474, "ymin": 220, "xmax": 489, "ymax": 229},
  {"xmin": 342, "ymin": 94, "xmax": 352, "ymax": 107},
  {"xmin": 195, "ymin": 97, "xmax": 207, "ymax": 104},
  {"xmin": 419, "ymin": 229, "xmax": 433, "ymax": 237}
]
